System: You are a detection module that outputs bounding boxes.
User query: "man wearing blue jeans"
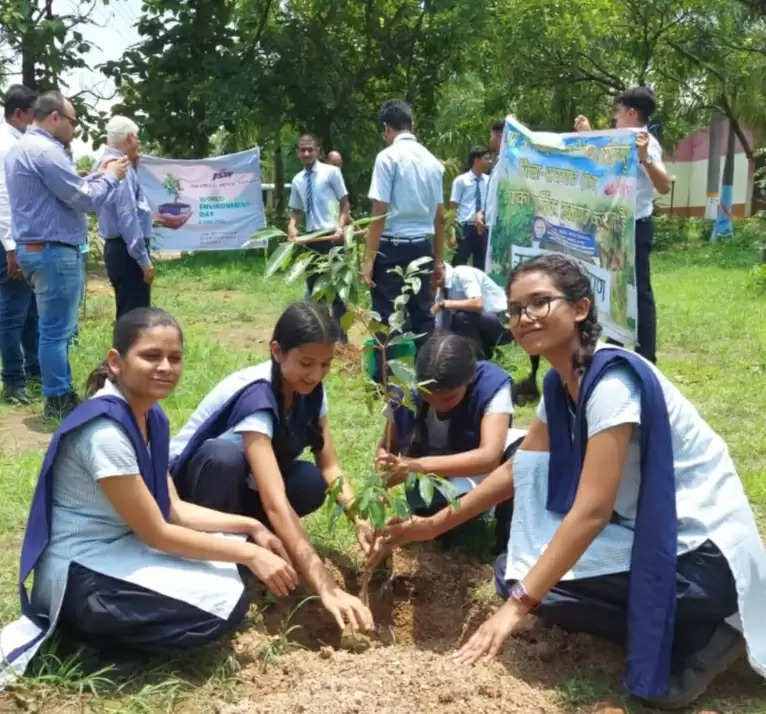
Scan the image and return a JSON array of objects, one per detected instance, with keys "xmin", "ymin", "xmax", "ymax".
[
  {"xmin": 0, "ymin": 85, "xmax": 39, "ymax": 405},
  {"xmin": 364, "ymin": 100, "xmax": 445, "ymax": 370},
  {"xmin": 5, "ymin": 91, "xmax": 128, "ymax": 419}
]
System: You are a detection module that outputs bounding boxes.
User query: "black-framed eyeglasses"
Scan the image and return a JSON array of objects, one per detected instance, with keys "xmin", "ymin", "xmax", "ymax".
[
  {"xmin": 508, "ymin": 295, "xmax": 570, "ymax": 326},
  {"xmin": 59, "ymin": 112, "xmax": 78, "ymax": 127}
]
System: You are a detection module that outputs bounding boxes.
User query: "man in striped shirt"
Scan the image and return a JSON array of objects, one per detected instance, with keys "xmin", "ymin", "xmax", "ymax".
[{"xmin": 4, "ymin": 91, "xmax": 128, "ymax": 420}]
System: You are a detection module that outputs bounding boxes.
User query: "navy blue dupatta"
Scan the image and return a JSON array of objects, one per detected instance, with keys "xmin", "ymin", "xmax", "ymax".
[
  {"xmin": 542, "ymin": 348, "xmax": 677, "ymax": 698},
  {"xmin": 16, "ymin": 396, "xmax": 169, "ymax": 635}
]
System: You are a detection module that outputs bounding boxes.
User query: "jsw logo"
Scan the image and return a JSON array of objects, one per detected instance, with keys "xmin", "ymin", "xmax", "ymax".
[{"xmin": 212, "ymin": 169, "xmax": 233, "ymax": 181}]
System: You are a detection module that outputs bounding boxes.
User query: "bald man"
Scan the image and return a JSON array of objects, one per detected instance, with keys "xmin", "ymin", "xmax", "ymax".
[{"xmin": 327, "ymin": 150, "xmax": 343, "ymax": 168}]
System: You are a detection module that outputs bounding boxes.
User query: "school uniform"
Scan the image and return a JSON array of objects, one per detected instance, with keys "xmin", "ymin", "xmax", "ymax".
[
  {"xmin": 289, "ymin": 161, "xmax": 348, "ymax": 326},
  {"xmin": 496, "ymin": 346, "xmax": 766, "ymax": 698},
  {"xmin": 170, "ymin": 362, "xmax": 328, "ymax": 523},
  {"xmin": 392, "ymin": 361, "xmax": 522, "ymax": 552},
  {"xmin": 0, "ymin": 381, "xmax": 248, "ymax": 685},
  {"xmin": 449, "ymin": 170, "xmax": 489, "ymax": 267},
  {"xmin": 368, "ymin": 132, "xmax": 444, "ymax": 345},
  {"xmin": 439, "ymin": 263, "xmax": 510, "ymax": 359}
]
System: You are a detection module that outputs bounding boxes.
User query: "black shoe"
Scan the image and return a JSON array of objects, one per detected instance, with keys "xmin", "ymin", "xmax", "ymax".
[
  {"xmin": 2, "ymin": 385, "xmax": 32, "ymax": 405},
  {"xmin": 644, "ymin": 622, "xmax": 746, "ymax": 710},
  {"xmin": 43, "ymin": 390, "xmax": 80, "ymax": 421}
]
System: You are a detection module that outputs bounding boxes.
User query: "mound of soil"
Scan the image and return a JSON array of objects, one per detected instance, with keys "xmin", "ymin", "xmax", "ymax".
[{"xmin": 222, "ymin": 544, "xmax": 762, "ymax": 714}]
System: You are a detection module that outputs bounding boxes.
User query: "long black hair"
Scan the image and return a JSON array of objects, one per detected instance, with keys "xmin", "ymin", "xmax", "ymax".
[
  {"xmin": 271, "ymin": 301, "xmax": 340, "ymax": 456},
  {"xmin": 507, "ymin": 254, "xmax": 601, "ymax": 374},
  {"xmin": 84, "ymin": 307, "xmax": 183, "ymax": 397},
  {"xmin": 407, "ymin": 332, "xmax": 477, "ymax": 456}
]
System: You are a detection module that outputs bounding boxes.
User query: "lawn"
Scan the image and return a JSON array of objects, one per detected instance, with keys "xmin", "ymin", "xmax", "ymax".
[{"xmin": 0, "ymin": 240, "xmax": 764, "ymax": 713}]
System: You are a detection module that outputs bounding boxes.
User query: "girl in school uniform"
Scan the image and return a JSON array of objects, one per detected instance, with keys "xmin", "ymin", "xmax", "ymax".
[
  {"xmin": 1, "ymin": 308, "xmax": 298, "ymax": 682},
  {"xmin": 171, "ymin": 301, "xmax": 373, "ymax": 634},
  {"xmin": 378, "ymin": 332, "xmax": 520, "ymax": 552},
  {"xmin": 382, "ymin": 255, "xmax": 766, "ymax": 709}
]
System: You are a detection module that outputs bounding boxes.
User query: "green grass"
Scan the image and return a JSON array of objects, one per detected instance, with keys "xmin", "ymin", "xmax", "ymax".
[{"xmin": 0, "ymin": 242, "xmax": 764, "ymax": 710}]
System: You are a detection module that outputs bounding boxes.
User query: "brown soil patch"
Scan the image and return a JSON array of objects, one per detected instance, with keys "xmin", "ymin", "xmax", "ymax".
[
  {"xmin": 223, "ymin": 545, "xmax": 765, "ymax": 714},
  {"xmin": 0, "ymin": 408, "xmax": 52, "ymax": 453},
  {"xmin": 211, "ymin": 324, "xmax": 273, "ymax": 354}
]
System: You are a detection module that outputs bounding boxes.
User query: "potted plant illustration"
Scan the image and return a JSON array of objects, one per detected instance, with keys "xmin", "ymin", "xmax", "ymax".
[{"xmin": 157, "ymin": 173, "xmax": 193, "ymax": 229}]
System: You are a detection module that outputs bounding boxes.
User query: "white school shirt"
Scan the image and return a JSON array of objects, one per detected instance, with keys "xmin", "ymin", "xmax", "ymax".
[
  {"xmin": 169, "ymin": 361, "xmax": 329, "ymax": 460},
  {"xmin": 635, "ymin": 128, "xmax": 665, "ymax": 220},
  {"xmin": 450, "ymin": 170, "xmax": 489, "ymax": 224},
  {"xmin": 288, "ymin": 160, "xmax": 348, "ymax": 232},
  {"xmin": 0, "ymin": 121, "xmax": 23, "ymax": 251},
  {"xmin": 443, "ymin": 263, "xmax": 507, "ymax": 314},
  {"xmin": 368, "ymin": 132, "xmax": 444, "ymax": 238}
]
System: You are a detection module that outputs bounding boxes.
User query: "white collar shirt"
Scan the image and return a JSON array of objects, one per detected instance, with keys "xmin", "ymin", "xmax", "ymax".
[
  {"xmin": 368, "ymin": 132, "xmax": 444, "ymax": 238},
  {"xmin": 450, "ymin": 170, "xmax": 489, "ymax": 223},
  {"xmin": 0, "ymin": 121, "xmax": 24, "ymax": 250},
  {"xmin": 444, "ymin": 264, "xmax": 507, "ymax": 314},
  {"xmin": 288, "ymin": 160, "xmax": 348, "ymax": 232},
  {"xmin": 635, "ymin": 127, "xmax": 665, "ymax": 220}
]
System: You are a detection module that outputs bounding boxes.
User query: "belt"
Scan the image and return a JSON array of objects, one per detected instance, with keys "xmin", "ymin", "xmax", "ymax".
[
  {"xmin": 380, "ymin": 235, "xmax": 429, "ymax": 245},
  {"xmin": 20, "ymin": 241, "xmax": 79, "ymax": 252},
  {"xmin": 636, "ymin": 216, "xmax": 653, "ymax": 224}
]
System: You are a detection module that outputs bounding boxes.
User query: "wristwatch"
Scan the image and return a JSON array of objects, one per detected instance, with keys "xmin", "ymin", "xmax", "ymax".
[
  {"xmin": 641, "ymin": 154, "xmax": 654, "ymax": 166},
  {"xmin": 510, "ymin": 580, "xmax": 540, "ymax": 611}
]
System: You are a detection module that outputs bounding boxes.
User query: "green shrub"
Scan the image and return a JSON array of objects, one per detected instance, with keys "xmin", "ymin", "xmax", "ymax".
[
  {"xmin": 652, "ymin": 215, "xmax": 711, "ymax": 251},
  {"xmin": 746, "ymin": 263, "xmax": 766, "ymax": 294}
]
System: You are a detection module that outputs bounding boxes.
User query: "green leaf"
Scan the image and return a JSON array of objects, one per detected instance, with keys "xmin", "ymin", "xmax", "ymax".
[
  {"xmin": 285, "ymin": 254, "xmax": 314, "ymax": 283},
  {"xmin": 418, "ymin": 475, "xmax": 435, "ymax": 507},
  {"xmin": 389, "ymin": 310, "xmax": 406, "ymax": 333},
  {"xmin": 406, "ymin": 276, "xmax": 422, "ymax": 295},
  {"xmin": 387, "ymin": 265, "xmax": 405, "ymax": 277},
  {"xmin": 388, "ymin": 331, "xmax": 424, "ymax": 347},
  {"xmin": 408, "ymin": 255, "xmax": 433, "ymax": 272},
  {"xmin": 405, "ymin": 472, "xmax": 417, "ymax": 491},
  {"xmin": 264, "ymin": 242, "xmax": 296, "ymax": 278},
  {"xmin": 388, "ymin": 359, "xmax": 416, "ymax": 385},
  {"xmin": 368, "ymin": 499, "xmax": 385, "ymax": 530},
  {"xmin": 393, "ymin": 498, "xmax": 411, "ymax": 520}
]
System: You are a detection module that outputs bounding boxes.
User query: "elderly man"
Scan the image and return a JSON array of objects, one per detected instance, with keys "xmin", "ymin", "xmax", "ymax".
[
  {"xmin": 98, "ymin": 115, "xmax": 154, "ymax": 318},
  {"xmin": 364, "ymin": 100, "xmax": 445, "ymax": 357},
  {"xmin": 326, "ymin": 150, "xmax": 343, "ymax": 168},
  {"xmin": 5, "ymin": 90, "xmax": 127, "ymax": 419},
  {"xmin": 0, "ymin": 85, "xmax": 39, "ymax": 405}
]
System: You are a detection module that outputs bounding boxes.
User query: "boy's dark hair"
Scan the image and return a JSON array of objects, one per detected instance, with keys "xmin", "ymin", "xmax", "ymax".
[
  {"xmin": 490, "ymin": 119, "xmax": 505, "ymax": 133},
  {"xmin": 468, "ymin": 145, "xmax": 490, "ymax": 169},
  {"xmin": 379, "ymin": 100, "xmax": 413, "ymax": 131},
  {"xmin": 3, "ymin": 85, "xmax": 37, "ymax": 119},
  {"xmin": 615, "ymin": 86, "xmax": 656, "ymax": 124},
  {"xmin": 297, "ymin": 134, "xmax": 318, "ymax": 147}
]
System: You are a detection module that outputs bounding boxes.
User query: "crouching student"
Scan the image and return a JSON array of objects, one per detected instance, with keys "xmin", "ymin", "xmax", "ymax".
[
  {"xmin": 0, "ymin": 308, "xmax": 298, "ymax": 682},
  {"xmin": 381, "ymin": 254, "xmax": 766, "ymax": 710},
  {"xmin": 378, "ymin": 332, "xmax": 520, "ymax": 553},
  {"xmin": 170, "ymin": 301, "xmax": 373, "ymax": 634}
]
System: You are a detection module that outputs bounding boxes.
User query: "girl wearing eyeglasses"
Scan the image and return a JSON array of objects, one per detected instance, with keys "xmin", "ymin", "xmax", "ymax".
[{"xmin": 381, "ymin": 254, "xmax": 766, "ymax": 709}]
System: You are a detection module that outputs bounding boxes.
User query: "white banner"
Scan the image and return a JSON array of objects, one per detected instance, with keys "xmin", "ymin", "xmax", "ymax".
[{"xmin": 138, "ymin": 148, "xmax": 266, "ymax": 252}]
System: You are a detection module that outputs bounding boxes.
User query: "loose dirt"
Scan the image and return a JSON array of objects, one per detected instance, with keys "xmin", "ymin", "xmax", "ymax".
[
  {"xmin": 0, "ymin": 409, "xmax": 52, "ymax": 453},
  {"xmin": 221, "ymin": 545, "xmax": 764, "ymax": 714}
]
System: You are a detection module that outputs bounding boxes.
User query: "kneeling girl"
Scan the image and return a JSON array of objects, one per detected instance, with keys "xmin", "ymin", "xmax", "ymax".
[
  {"xmin": 378, "ymin": 332, "xmax": 518, "ymax": 552},
  {"xmin": 1, "ymin": 308, "xmax": 297, "ymax": 680},
  {"xmin": 170, "ymin": 301, "xmax": 373, "ymax": 633}
]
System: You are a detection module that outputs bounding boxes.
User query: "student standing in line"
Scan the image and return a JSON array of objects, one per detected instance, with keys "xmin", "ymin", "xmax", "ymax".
[
  {"xmin": 171, "ymin": 301, "xmax": 374, "ymax": 634},
  {"xmin": 450, "ymin": 145, "xmax": 491, "ymax": 268},
  {"xmin": 0, "ymin": 308, "xmax": 297, "ymax": 681},
  {"xmin": 381, "ymin": 254, "xmax": 766, "ymax": 710},
  {"xmin": 378, "ymin": 332, "xmax": 519, "ymax": 553}
]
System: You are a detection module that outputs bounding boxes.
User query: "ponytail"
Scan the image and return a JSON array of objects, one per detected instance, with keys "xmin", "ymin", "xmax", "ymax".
[{"xmin": 84, "ymin": 360, "xmax": 112, "ymax": 398}]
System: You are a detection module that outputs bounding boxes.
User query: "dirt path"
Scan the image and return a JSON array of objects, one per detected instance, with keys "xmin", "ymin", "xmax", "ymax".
[
  {"xmin": 220, "ymin": 545, "xmax": 764, "ymax": 714},
  {"xmin": 0, "ymin": 407, "xmax": 52, "ymax": 453}
]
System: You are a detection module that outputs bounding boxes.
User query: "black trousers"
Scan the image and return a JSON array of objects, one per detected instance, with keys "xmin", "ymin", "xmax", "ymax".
[
  {"xmin": 104, "ymin": 238, "xmax": 151, "ymax": 319},
  {"xmin": 495, "ymin": 540, "xmax": 737, "ymax": 672},
  {"xmin": 173, "ymin": 437, "xmax": 327, "ymax": 526},
  {"xmin": 447, "ymin": 309, "xmax": 511, "ymax": 359},
  {"xmin": 58, "ymin": 561, "xmax": 250, "ymax": 651},
  {"xmin": 635, "ymin": 217, "xmax": 656, "ymax": 363},
  {"xmin": 454, "ymin": 222, "xmax": 487, "ymax": 269}
]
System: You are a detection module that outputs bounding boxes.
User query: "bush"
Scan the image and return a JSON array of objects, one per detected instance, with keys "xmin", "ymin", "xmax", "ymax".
[
  {"xmin": 652, "ymin": 215, "xmax": 711, "ymax": 251},
  {"xmin": 746, "ymin": 263, "xmax": 766, "ymax": 294}
]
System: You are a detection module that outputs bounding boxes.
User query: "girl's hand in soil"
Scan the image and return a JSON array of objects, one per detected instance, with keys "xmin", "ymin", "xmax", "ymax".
[
  {"xmin": 453, "ymin": 599, "xmax": 527, "ymax": 666},
  {"xmin": 247, "ymin": 545, "xmax": 299, "ymax": 598},
  {"xmin": 355, "ymin": 518, "xmax": 375, "ymax": 556},
  {"xmin": 251, "ymin": 523, "xmax": 294, "ymax": 567},
  {"xmin": 320, "ymin": 587, "xmax": 375, "ymax": 633},
  {"xmin": 383, "ymin": 514, "xmax": 437, "ymax": 547}
]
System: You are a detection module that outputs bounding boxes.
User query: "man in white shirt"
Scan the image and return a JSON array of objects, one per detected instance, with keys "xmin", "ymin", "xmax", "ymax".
[
  {"xmin": 450, "ymin": 145, "xmax": 491, "ymax": 268},
  {"xmin": 364, "ymin": 99, "xmax": 445, "ymax": 360},
  {"xmin": 287, "ymin": 134, "xmax": 350, "ymax": 328},
  {"xmin": 575, "ymin": 87, "xmax": 670, "ymax": 363},
  {"xmin": 0, "ymin": 85, "xmax": 39, "ymax": 405}
]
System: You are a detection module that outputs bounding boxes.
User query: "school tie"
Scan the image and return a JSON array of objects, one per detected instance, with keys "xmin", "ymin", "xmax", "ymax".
[
  {"xmin": 305, "ymin": 167, "xmax": 314, "ymax": 221},
  {"xmin": 474, "ymin": 176, "xmax": 482, "ymax": 214}
]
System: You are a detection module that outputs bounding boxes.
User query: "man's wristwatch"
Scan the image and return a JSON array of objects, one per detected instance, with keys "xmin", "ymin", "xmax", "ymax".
[
  {"xmin": 640, "ymin": 155, "xmax": 654, "ymax": 166},
  {"xmin": 510, "ymin": 580, "xmax": 540, "ymax": 611}
]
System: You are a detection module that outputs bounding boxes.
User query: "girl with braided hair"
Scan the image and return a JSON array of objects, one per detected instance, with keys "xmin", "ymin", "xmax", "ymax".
[
  {"xmin": 170, "ymin": 301, "xmax": 373, "ymax": 636},
  {"xmin": 381, "ymin": 254, "xmax": 766, "ymax": 709}
]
